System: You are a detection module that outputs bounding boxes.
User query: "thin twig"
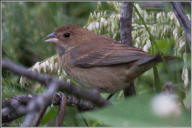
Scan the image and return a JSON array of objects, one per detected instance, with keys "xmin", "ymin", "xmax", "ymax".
[
  {"xmin": 34, "ymin": 103, "xmax": 49, "ymax": 126},
  {"xmin": 56, "ymin": 93, "xmax": 67, "ymax": 126}
]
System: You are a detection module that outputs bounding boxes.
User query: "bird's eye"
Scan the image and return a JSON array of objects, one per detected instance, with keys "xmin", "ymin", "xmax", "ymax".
[{"xmin": 63, "ymin": 33, "xmax": 70, "ymax": 38}]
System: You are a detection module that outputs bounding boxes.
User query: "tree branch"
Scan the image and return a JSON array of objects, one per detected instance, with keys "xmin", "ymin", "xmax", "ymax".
[
  {"xmin": 2, "ymin": 93, "xmax": 96, "ymax": 124},
  {"xmin": 2, "ymin": 58, "xmax": 109, "ymax": 126},
  {"xmin": 170, "ymin": 2, "xmax": 191, "ymax": 47},
  {"xmin": 2, "ymin": 58, "xmax": 110, "ymax": 107},
  {"xmin": 120, "ymin": 2, "xmax": 133, "ymax": 45},
  {"xmin": 120, "ymin": 2, "xmax": 136, "ymax": 97},
  {"xmin": 56, "ymin": 93, "xmax": 67, "ymax": 126},
  {"xmin": 34, "ymin": 103, "xmax": 49, "ymax": 126},
  {"xmin": 21, "ymin": 82, "xmax": 58, "ymax": 126}
]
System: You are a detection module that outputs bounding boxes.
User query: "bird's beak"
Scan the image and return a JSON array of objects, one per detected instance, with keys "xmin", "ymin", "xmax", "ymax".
[{"xmin": 44, "ymin": 32, "xmax": 59, "ymax": 43}]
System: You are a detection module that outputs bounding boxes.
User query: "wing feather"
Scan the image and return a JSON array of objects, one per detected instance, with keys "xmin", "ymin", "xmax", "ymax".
[{"xmin": 70, "ymin": 37, "xmax": 150, "ymax": 68}]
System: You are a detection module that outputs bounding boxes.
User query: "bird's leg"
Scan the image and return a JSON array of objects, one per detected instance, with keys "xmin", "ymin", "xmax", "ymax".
[
  {"xmin": 123, "ymin": 80, "xmax": 136, "ymax": 98},
  {"xmin": 107, "ymin": 93, "xmax": 115, "ymax": 100}
]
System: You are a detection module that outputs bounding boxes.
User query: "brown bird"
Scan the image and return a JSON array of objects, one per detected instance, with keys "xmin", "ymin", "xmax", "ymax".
[{"xmin": 45, "ymin": 24, "xmax": 172, "ymax": 93}]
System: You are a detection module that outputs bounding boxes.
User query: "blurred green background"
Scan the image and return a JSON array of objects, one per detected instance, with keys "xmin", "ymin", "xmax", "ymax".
[
  {"xmin": 2, "ymin": 2, "xmax": 191, "ymax": 127},
  {"xmin": 2, "ymin": 2, "xmax": 96, "ymax": 66}
]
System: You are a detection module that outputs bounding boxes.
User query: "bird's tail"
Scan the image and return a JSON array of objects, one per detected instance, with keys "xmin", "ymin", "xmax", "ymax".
[
  {"xmin": 153, "ymin": 54, "xmax": 179, "ymax": 63},
  {"xmin": 136, "ymin": 54, "xmax": 179, "ymax": 67},
  {"xmin": 126, "ymin": 54, "xmax": 179, "ymax": 80}
]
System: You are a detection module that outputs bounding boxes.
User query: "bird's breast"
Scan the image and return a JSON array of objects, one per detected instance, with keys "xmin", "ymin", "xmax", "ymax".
[{"xmin": 60, "ymin": 54, "xmax": 130, "ymax": 93}]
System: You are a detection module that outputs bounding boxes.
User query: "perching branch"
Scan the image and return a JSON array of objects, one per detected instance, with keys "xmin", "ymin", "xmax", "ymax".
[
  {"xmin": 21, "ymin": 82, "xmax": 58, "ymax": 126},
  {"xmin": 2, "ymin": 58, "xmax": 110, "ymax": 107},
  {"xmin": 2, "ymin": 97, "xmax": 28, "ymax": 123},
  {"xmin": 170, "ymin": 2, "xmax": 191, "ymax": 47},
  {"xmin": 2, "ymin": 58, "xmax": 109, "ymax": 126},
  {"xmin": 2, "ymin": 93, "xmax": 96, "ymax": 124}
]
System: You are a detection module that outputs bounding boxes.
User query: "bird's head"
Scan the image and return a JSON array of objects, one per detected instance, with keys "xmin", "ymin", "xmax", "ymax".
[{"xmin": 45, "ymin": 24, "xmax": 94, "ymax": 53}]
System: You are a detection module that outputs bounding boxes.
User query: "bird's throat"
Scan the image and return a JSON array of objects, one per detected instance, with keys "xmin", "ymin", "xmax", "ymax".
[{"xmin": 56, "ymin": 45, "xmax": 66, "ymax": 55}]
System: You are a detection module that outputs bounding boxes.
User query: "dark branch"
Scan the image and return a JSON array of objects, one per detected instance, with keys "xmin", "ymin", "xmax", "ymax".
[
  {"xmin": 2, "ymin": 58, "xmax": 109, "ymax": 107},
  {"xmin": 2, "ymin": 103, "xmax": 26, "ymax": 123},
  {"xmin": 120, "ymin": 2, "xmax": 136, "ymax": 97},
  {"xmin": 56, "ymin": 93, "xmax": 67, "ymax": 126},
  {"xmin": 120, "ymin": 2, "xmax": 133, "ymax": 45},
  {"xmin": 2, "ymin": 58, "xmax": 109, "ymax": 126},
  {"xmin": 2, "ymin": 93, "xmax": 96, "ymax": 124},
  {"xmin": 21, "ymin": 82, "xmax": 58, "ymax": 126},
  {"xmin": 170, "ymin": 2, "xmax": 191, "ymax": 47},
  {"xmin": 34, "ymin": 101, "xmax": 49, "ymax": 126}
]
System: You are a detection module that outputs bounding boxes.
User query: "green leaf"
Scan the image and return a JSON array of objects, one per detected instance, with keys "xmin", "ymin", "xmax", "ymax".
[
  {"xmin": 62, "ymin": 106, "xmax": 80, "ymax": 126},
  {"xmin": 40, "ymin": 106, "xmax": 58, "ymax": 126},
  {"xmin": 154, "ymin": 38, "xmax": 174, "ymax": 54},
  {"xmin": 82, "ymin": 94, "xmax": 190, "ymax": 126}
]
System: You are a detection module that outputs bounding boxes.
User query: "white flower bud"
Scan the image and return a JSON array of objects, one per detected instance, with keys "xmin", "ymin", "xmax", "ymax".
[
  {"xmin": 151, "ymin": 93, "xmax": 181, "ymax": 118},
  {"xmin": 100, "ymin": 17, "xmax": 108, "ymax": 26},
  {"xmin": 173, "ymin": 28, "xmax": 178, "ymax": 40},
  {"xmin": 143, "ymin": 40, "xmax": 151, "ymax": 52},
  {"xmin": 156, "ymin": 12, "xmax": 161, "ymax": 20},
  {"xmin": 182, "ymin": 67, "xmax": 189, "ymax": 88}
]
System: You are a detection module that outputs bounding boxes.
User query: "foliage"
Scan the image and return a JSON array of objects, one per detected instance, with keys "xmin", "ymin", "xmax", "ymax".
[
  {"xmin": 2, "ymin": 2, "xmax": 191, "ymax": 127},
  {"xmin": 83, "ymin": 94, "xmax": 190, "ymax": 126},
  {"xmin": 2, "ymin": 2, "xmax": 96, "ymax": 66}
]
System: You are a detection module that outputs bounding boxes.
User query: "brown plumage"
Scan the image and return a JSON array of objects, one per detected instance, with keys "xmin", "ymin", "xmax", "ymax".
[{"xmin": 45, "ymin": 24, "xmax": 171, "ymax": 93}]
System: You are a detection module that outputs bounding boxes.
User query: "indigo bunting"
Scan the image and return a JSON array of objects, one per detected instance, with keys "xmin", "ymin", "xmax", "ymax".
[{"xmin": 45, "ymin": 24, "xmax": 173, "ymax": 93}]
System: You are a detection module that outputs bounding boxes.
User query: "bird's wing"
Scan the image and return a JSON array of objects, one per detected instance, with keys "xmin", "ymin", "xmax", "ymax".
[{"xmin": 70, "ymin": 38, "xmax": 150, "ymax": 68}]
